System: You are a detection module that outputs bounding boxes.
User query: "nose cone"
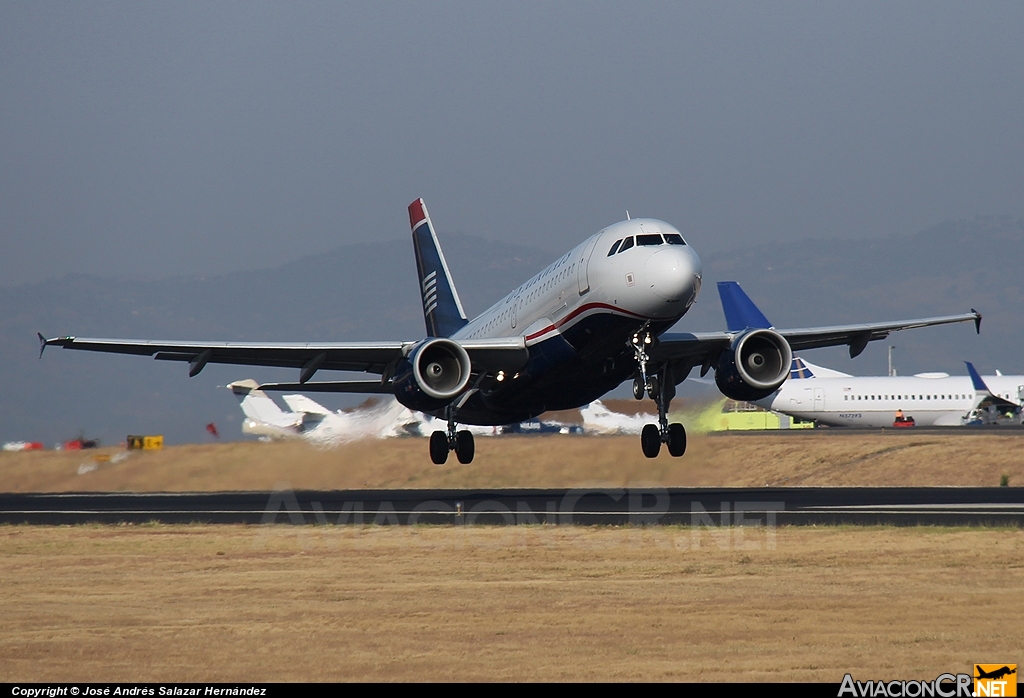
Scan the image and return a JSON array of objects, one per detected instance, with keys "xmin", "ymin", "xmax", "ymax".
[{"xmin": 645, "ymin": 247, "xmax": 702, "ymax": 303}]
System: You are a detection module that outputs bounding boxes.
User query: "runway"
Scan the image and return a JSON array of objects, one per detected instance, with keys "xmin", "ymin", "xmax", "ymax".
[{"xmin": 2, "ymin": 487, "xmax": 1023, "ymax": 525}]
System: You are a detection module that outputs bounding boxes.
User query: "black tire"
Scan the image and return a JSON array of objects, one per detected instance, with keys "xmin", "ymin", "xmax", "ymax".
[
  {"xmin": 640, "ymin": 424, "xmax": 661, "ymax": 458},
  {"xmin": 667, "ymin": 422, "xmax": 686, "ymax": 457},
  {"xmin": 647, "ymin": 375, "xmax": 660, "ymax": 400},
  {"xmin": 429, "ymin": 430, "xmax": 449, "ymax": 465},
  {"xmin": 455, "ymin": 430, "xmax": 475, "ymax": 464},
  {"xmin": 633, "ymin": 376, "xmax": 645, "ymax": 400}
]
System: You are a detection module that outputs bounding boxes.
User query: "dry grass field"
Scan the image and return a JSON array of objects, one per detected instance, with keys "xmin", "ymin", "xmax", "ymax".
[
  {"xmin": 1, "ymin": 524, "xmax": 1021, "ymax": 682},
  {"xmin": 2, "ymin": 431, "xmax": 1021, "ymax": 682},
  {"xmin": 1, "ymin": 430, "xmax": 1021, "ymax": 491}
]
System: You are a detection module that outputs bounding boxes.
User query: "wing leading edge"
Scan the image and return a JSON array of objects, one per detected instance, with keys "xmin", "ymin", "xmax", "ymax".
[
  {"xmin": 38, "ymin": 335, "xmax": 528, "ymax": 387},
  {"xmin": 654, "ymin": 312, "xmax": 981, "ymax": 366},
  {"xmin": 652, "ymin": 281, "xmax": 981, "ymax": 381}
]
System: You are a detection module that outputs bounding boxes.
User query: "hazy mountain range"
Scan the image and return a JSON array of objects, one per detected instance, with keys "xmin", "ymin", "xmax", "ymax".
[{"xmin": 2, "ymin": 217, "xmax": 1020, "ymax": 446}]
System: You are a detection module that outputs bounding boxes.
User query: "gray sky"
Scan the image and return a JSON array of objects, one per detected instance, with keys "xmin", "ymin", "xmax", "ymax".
[{"xmin": 2, "ymin": 2, "xmax": 1022, "ymax": 286}]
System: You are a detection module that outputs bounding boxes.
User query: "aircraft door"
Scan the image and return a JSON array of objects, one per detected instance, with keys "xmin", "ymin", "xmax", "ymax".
[
  {"xmin": 813, "ymin": 388, "xmax": 825, "ymax": 412},
  {"xmin": 511, "ymin": 295, "xmax": 518, "ymax": 329},
  {"xmin": 577, "ymin": 235, "xmax": 601, "ymax": 295}
]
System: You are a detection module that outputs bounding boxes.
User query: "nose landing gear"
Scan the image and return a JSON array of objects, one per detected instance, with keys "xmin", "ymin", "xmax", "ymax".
[
  {"xmin": 630, "ymin": 326, "xmax": 687, "ymax": 459},
  {"xmin": 429, "ymin": 406, "xmax": 475, "ymax": 465}
]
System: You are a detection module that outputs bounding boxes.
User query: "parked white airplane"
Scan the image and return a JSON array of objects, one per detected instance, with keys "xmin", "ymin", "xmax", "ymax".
[
  {"xmin": 229, "ymin": 379, "xmax": 420, "ymax": 442},
  {"xmin": 755, "ymin": 357, "xmax": 1022, "ymax": 427},
  {"xmin": 579, "ymin": 400, "xmax": 652, "ymax": 435},
  {"xmin": 40, "ymin": 198, "xmax": 982, "ymax": 463},
  {"xmin": 228, "ymin": 379, "xmax": 494, "ymax": 443}
]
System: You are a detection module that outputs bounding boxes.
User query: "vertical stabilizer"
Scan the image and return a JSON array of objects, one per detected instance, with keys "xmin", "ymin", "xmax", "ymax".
[
  {"xmin": 409, "ymin": 199, "xmax": 468, "ymax": 337},
  {"xmin": 717, "ymin": 281, "xmax": 773, "ymax": 331}
]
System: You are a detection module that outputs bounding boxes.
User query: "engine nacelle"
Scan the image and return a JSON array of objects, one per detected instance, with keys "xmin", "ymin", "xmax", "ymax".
[
  {"xmin": 714, "ymin": 328, "xmax": 792, "ymax": 401},
  {"xmin": 392, "ymin": 338, "xmax": 473, "ymax": 412}
]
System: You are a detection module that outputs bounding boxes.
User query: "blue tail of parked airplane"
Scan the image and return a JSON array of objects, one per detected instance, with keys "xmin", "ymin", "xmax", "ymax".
[
  {"xmin": 717, "ymin": 281, "xmax": 773, "ymax": 331},
  {"xmin": 409, "ymin": 198, "xmax": 469, "ymax": 338}
]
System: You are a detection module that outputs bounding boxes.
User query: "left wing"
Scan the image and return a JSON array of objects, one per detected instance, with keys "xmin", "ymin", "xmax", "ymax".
[
  {"xmin": 651, "ymin": 281, "xmax": 980, "ymax": 380},
  {"xmin": 653, "ymin": 311, "xmax": 981, "ymax": 372}
]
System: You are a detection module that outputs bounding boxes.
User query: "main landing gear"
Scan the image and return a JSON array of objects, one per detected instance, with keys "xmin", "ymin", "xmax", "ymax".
[
  {"xmin": 429, "ymin": 407, "xmax": 475, "ymax": 465},
  {"xmin": 630, "ymin": 326, "xmax": 687, "ymax": 459}
]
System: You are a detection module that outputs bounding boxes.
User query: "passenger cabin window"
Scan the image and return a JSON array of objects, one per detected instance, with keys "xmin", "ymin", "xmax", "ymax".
[
  {"xmin": 618, "ymin": 237, "xmax": 635, "ymax": 253},
  {"xmin": 663, "ymin": 233, "xmax": 687, "ymax": 245},
  {"xmin": 636, "ymin": 234, "xmax": 663, "ymax": 246},
  {"xmin": 607, "ymin": 239, "xmax": 622, "ymax": 256}
]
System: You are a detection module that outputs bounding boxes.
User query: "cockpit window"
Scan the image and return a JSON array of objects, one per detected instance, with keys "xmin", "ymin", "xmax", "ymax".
[
  {"xmin": 618, "ymin": 237, "xmax": 634, "ymax": 253},
  {"xmin": 636, "ymin": 234, "xmax": 663, "ymax": 246},
  {"xmin": 663, "ymin": 233, "xmax": 686, "ymax": 245},
  {"xmin": 607, "ymin": 239, "xmax": 622, "ymax": 256}
]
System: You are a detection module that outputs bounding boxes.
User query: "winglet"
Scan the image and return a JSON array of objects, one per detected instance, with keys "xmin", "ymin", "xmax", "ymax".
[
  {"xmin": 790, "ymin": 357, "xmax": 815, "ymax": 380},
  {"xmin": 717, "ymin": 281, "xmax": 772, "ymax": 332},
  {"xmin": 965, "ymin": 361, "xmax": 989, "ymax": 392},
  {"xmin": 971, "ymin": 308, "xmax": 982, "ymax": 334}
]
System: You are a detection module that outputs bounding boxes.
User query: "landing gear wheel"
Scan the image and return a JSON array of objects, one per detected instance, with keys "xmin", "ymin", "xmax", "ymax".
[
  {"xmin": 455, "ymin": 430, "xmax": 475, "ymax": 464},
  {"xmin": 429, "ymin": 430, "xmax": 449, "ymax": 465},
  {"xmin": 641, "ymin": 424, "xmax": 661, "ymax": 458},
  {"xmin": 633, "ymin": 376, "xmax": 645, "ymax": 400},
  {"xmin": 667, "ymin": 422, "xmax": 686, "ymax": 457},
  {"xmin": 646, "ymin": 375, "xmax": 660, "ymax": 400}
]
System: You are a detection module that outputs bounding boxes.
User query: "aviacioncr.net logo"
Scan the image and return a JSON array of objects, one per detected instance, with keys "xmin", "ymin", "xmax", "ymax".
[
  {"xmin": 838, "ymin": 673, "xmax": 973, "ymax": 697},
  {"xmin": 974, "ymin": 665, "xmax": 1017, "ymax": 697}
]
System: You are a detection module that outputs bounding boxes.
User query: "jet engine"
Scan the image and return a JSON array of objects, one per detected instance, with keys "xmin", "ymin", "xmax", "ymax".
[
  {"xmin": 714, "ymin": 328, "xmax": 792, "ymax": 401},
  {"xmin": 392, "ymin": 338, "xmax": 473, "ymax": 412}
]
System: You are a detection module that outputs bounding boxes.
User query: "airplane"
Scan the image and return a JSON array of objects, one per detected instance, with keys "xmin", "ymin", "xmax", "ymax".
[
  {"xmin": 39, "ymin": 198, "xmax": 982, "ymax": 464},
  {"xmin": 228, "ymin": 379, "xmax": 423, "ymax": 442},
  {"xmin": 718, "ymin": 289, "xmax": 1018, "ymax": 427},
  {"xmin": 228, "ymin": 379, "xmax": 496, "ymax": 443},
  {"xmin": 975, "ymin": 666, "xmax": 1017, "ymax": 681},
  {"xmin": 579, "ymin": 400, "xmax": 653, "ymax": 435},
  {"xmin": 755, "ymin": 356, "xmax": 1022, "ymax": 427}
]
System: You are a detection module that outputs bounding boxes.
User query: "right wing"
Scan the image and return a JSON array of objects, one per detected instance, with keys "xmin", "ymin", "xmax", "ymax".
[{"xmin": 39, "ymin": 334, "xmax": 529, "ymax": 388}]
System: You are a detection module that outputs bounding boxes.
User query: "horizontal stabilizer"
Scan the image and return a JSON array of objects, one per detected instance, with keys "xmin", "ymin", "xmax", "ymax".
[{"xmin": 717, "ymin": 282, "xmax": 773, "ymax": 331}]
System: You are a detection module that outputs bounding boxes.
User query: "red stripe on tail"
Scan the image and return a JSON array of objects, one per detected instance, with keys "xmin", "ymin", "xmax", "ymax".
[{"xmin": 408, "ymin": 198, "xmax": 427, "ymax": 230}]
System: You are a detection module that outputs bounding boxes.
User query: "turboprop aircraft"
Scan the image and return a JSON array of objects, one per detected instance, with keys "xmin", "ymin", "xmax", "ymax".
[{"xmin": 39, "ymin": 199, "xmax": 982, "ymax": 464}]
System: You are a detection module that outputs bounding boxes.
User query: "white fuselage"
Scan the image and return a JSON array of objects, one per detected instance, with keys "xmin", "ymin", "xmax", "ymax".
[
  {"xmin": 451, "ymin": 218, "xmax": 702, "ymax": 348},
  {"xmin": 756, "ymin": 372, "xmax": 1024, "ymax": 427}
]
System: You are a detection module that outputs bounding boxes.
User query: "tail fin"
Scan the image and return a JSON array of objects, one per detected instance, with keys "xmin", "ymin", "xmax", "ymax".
[
  {"xmin": 409, "ymin": 198, "xmax": 468, "ymax": 337},
  {"xmin": 717, "ymin": 281, "xmax": 773, "ymax": 331},
  {"xmin": 227, "ymin": 380, "xmax": 300, "ymax": 428}
]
